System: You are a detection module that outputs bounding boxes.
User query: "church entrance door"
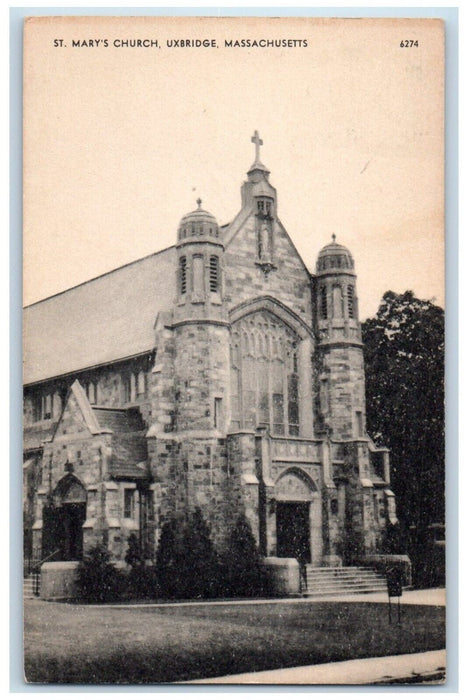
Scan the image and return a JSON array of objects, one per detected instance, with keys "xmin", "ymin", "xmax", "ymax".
[
  {"xmin": 42, "ymin": 502, "xmax": 86, "ymax": 561},
  {"xmin": 276, "ymin": 501, "xmax": 311, "ymax": 563},
  {"xmin": 41, "ymin": 475, "xmax": 87, "ymax": 561},
  {"xmin": 60, "ymin": 502, "xmax": 86, "ymax": 560}
]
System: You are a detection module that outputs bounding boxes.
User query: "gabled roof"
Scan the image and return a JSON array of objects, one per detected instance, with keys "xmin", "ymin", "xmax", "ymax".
[
  {"xmin": 92, "ymin": 407, "xmax": 145, "ymax": 433},
  {"xmin": 110, "ymin": 436, "xmax": 149, "ymax": 479},
  {"xmin": 23, "ymin": 247, "xmax": 176, "ymax": 385},
  {"xmin": 52, "ymin": 381, "xmax": 149, "ymax": 480}
]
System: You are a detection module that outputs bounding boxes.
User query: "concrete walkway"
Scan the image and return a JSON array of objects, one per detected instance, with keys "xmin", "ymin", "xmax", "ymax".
[
  {"xmin": 86, "ymin": 586, "xmax": 445, "ymax": 610},
  {"xmin": 306, "ymin": 587, "xmax": 446, "ymax": 606},
  {"xmin": 190, "ymin": 649, "xmax": 446, "ymax": 685}
]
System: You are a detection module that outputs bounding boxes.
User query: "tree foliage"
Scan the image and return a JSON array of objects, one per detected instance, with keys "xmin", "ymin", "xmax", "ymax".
[{"xmin": 362, "ymin": 291, "xmax": 445, "ymax": 533}]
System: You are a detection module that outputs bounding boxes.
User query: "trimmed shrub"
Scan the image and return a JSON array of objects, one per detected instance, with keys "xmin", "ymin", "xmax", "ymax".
[
  {"xmin": 155, "ymin": 518, "xmax": 182, "ymax": 599},
  {"xmin": 76, "ymin": 545, "xmax": 124, "ymax": 603},
  {"xmin": 182, "ymin": 508, "xmax": 222, "ymax": 599},
  {"xmin": 155, "ymin": 509, "xmax": 222, "ymax": 599},
  {"xmin": 222, "ymin": 514, "xmax": 270, "ymax": 597}
]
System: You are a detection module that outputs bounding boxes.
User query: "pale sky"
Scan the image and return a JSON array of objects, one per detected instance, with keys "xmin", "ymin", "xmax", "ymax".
[{"xmin": 23, "ymin": 16, "xmax": 444, "ymax": 320}]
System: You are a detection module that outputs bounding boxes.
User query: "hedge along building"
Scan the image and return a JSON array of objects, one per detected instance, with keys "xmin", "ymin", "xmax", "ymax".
[{"xmin": 23, "ymin": 133, "xmax": 397, "ymax": 580}]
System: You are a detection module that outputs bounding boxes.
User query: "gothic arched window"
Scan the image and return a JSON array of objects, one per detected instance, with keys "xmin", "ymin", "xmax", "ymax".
[{"xmin": 230, "ymin": 312, "xmax": 299, "ymax": 436}]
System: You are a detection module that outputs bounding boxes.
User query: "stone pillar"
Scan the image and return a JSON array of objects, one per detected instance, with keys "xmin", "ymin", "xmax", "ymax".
[
  {"xmin": 309, "ymin": 493, "xmax": 323, "ymax": 566},
  {"xmin": 226, "ymin": 431, "xmax": 259, "ymax": 546},
  {"xmin": 105, "ymin": 481, "xmax": 123, "ymax": 560},
  {"xmin": 265, "ymin": 495, "xmax": 277, "ymax": 557},
  {"xmin": 321, "ymin": 438, "xmax": 334, "ymax": 488},
  {"xmin": 298, "ymin": 337, "xmax": 313, "ymax": 438}
]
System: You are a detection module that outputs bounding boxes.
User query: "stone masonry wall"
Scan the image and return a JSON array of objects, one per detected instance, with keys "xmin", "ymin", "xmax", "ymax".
[
  {"xmin": 172, "ymin": 324, "xmax": 231, "ymax": 433},
  {"xmin": 223, "ymin": 215, "xmax": 312, "ymax": 325},
  {"xmin": 149, "ymin": 434, "xmax": 246, "ymax": 553},
  {"xmin": 315, "ymin": 346, "xmax": 367, "ymax": 441}
]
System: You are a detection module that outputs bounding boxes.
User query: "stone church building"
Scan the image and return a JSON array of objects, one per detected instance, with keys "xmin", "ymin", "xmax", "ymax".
[{"xmin": 23, "ymin": 133, "xmax": 397, "ymax": 581}]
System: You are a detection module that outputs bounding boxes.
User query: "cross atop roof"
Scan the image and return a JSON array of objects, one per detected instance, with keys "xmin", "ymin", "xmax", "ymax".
[{"xmin": 251, "ymin": 130, "xmax": 263, "ymax": 162}]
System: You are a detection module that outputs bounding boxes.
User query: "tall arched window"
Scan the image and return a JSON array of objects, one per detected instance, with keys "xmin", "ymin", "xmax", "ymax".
[{"xmin": 230, "ymin": 312, "xmax": 299, "ymax": 436}]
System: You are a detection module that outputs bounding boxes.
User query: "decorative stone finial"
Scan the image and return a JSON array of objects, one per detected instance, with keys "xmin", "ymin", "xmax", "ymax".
[
  {"xmin": 196, "ymin": 198, "xmax": 202, "ymax": 209},
  {"xmin": 332, "ymin": 233, "xmax": 336, "ymax": 243}
]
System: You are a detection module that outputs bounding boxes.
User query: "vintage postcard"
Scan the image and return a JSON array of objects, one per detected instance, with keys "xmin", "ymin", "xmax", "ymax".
[{"xmin": 23, "ymin": 15, "xmax": 446, "ymax": 685}]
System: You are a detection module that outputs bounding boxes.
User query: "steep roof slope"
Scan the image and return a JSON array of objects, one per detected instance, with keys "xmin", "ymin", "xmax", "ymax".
[{"xmin": 23, "ymin": 247, "xmax": 176, "ymax": 385}]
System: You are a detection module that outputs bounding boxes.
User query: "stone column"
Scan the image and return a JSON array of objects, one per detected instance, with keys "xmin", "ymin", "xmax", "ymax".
[
  {"xmin": 298, "ymin": 337, "xmax": 313, "ymax": 438},
  {"xmin": 309, "ymin": 494, "xmax": 323, "ymax": 566}
]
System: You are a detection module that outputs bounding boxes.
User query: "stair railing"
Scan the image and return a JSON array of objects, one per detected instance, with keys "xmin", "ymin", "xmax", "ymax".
[
  {"xmin": 298, "ymin": 560, "xmax": 307, "ymax": 594},
  {"xmin": 31, "ymin": 549, "xmax": 61, "ymax": 596}
]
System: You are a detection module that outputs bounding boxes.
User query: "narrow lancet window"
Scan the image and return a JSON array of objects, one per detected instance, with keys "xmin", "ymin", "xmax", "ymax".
[
  {"xmin": 347, "ymin": 285, "xmax": 354, "ymax": 318},
  {"xmin": 209, "ymin": 256, "xmax": 219, "ymax": 292},
  {"xmin": 320, "ymin": 287, "xmax": 328, "ymax": 319},
  {"xmin": 179, "ymin": 256, "xmax": 187, "ymax": 295}
]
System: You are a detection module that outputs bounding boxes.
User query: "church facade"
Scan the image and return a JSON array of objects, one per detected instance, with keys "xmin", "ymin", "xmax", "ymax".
[{"xmin": 23, "ymin": 133, "xmax": 397, "ymax": 572}]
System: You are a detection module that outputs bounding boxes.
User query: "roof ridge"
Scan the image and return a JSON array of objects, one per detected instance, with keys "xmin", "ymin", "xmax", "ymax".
[{"xmin": 24, "ymin": 245, "xmax": 175, "ymax": 309}]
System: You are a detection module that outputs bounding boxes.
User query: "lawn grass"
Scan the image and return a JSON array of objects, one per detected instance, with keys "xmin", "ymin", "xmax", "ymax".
[{"xmin": 24, "ymin": 599, "xmax": 445, "ymax": 684}]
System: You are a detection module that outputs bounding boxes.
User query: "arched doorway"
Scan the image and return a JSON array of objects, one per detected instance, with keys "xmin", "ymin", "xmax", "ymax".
[
  {"xmin": 274, "ymin": 469, "xmax": 319, "ymax": 564},
  {"xmin": 42, "ymin": 475, "xmax": 87, "ymax": 561}
]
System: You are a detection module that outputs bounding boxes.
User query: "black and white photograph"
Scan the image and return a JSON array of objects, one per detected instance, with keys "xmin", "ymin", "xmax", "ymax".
[{"xmin": 21, "ymin": 14, "xmax": 447, "ymax": 686}]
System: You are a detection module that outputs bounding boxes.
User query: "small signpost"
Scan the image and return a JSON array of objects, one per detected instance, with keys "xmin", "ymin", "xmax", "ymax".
[{"xmin": 386, "ymin": 567, "xmax": 403, "ymax": 623}]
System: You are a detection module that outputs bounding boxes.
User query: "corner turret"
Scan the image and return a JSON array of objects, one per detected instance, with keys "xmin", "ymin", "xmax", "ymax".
[{"xmin": 174, "ymin": 199, "xmax": 226, "ymax": 325}]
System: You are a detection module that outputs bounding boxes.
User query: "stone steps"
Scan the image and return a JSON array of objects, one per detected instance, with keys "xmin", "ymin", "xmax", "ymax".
[
  {"xmin": 23, "ymin": 575, "xmax": 38, "ymax": 599},
  {"xmin": 302, "ymin": 566, "xmax": 388, "ymax": 599}
]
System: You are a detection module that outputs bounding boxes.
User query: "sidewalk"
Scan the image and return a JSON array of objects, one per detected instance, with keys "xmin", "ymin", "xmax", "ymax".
[
  {"xmin": 306, "ymin": 587, "xmax": 445, "ymax": 606},
  {"xmin": 190, "ymin": 649, "xmax": 446, "ymax": 685},
  {"xmin": 86, "ymin": 586, "xmax": 445, "ymax": 610}
]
